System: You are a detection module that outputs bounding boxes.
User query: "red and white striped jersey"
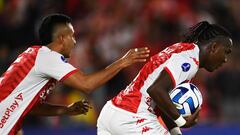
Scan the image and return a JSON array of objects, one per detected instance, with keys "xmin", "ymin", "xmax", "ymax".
[
  {"xmin": 0, "ymin": 46, "xmax": 77, "ymax": 135},
  {"xmin": 112, "ymin": 43, "xmax": 199, "ymax": 117}
]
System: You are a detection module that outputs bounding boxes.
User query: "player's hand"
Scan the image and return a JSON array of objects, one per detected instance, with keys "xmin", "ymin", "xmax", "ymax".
[
  {"xmin": 182, "ymin": 108, "xmax": 201, "ymax": 128},
  {"xmin": 66, "ymin": 99, "xmax": 91, "ymax": 115},
  {"xmin": 119, "ymin": 47, "xmax": 150, "ymax": 68}
]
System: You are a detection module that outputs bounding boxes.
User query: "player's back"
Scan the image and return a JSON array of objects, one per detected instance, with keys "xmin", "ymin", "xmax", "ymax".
[
  {"xmin": 111, "ymin": 42, "xmax": 200, "ymax": 117},
  {"xmin": 0, "ymin": 46, "xmax": 41, "ymax": 100}
]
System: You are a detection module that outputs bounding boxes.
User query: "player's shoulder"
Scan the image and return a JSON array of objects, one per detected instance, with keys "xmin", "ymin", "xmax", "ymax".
[
  {"xmin": 172, "ymin": 42, "xmax": 199, "ymax": 56},
  {"xmin": 171, "ymin": 42, "xmax": 197, "ymax": 50},
  {"xmin": 161, "ymin": 42, "xmax": 197, "ymax": 55},
  {"xmin": 35, "ymin": 46, "xmax": 67, "ymax": 65}
]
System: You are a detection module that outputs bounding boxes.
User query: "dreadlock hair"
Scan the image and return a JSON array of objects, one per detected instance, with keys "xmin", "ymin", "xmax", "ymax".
[
  {"xmin": 182, "ymin": 21, "xmax": 232, "ymax": 44},
  {"xmin": 38, "ymin": 13, "xmax": 72, "ymax": 45}
]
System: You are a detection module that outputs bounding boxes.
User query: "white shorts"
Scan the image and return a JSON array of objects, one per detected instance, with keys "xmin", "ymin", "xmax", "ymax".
[{"xmin": 97, "ymin": 101, "xmax": 170, "ymax": 135}]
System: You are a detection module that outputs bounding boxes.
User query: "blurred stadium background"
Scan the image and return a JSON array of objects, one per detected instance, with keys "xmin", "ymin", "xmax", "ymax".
[{"xmin": 0, "ymin": 0, "xmax": 240, "ymax": 134}]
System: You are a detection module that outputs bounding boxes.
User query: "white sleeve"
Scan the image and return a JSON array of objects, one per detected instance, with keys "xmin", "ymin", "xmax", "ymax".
[
  {"xmin": 164, "ymin": 54, "xmax": 192, "ymax": 87},
  {"xmin": 36, "ymin": 51, "xmax": 77, "ymax": 81}
]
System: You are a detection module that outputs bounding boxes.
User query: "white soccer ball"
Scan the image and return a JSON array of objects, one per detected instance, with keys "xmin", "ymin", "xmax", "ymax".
[{"xmin": 169, "ymin": 83, "xmax": 203, "ymax": 117}]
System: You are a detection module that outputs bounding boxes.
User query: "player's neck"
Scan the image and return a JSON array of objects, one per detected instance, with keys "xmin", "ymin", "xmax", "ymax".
[{"xmin": 46, "ymin": 42, "xmax": 63, "ymax": 53}]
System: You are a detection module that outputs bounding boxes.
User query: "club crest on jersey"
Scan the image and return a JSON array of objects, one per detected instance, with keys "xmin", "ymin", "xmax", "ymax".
[
  {"xmin": 61, "ymin": 56, "xmax": 68, "ymax": 63},
  {"xmin": 181, "ymin": 63, "xmax": 191, "ymax": 72}
]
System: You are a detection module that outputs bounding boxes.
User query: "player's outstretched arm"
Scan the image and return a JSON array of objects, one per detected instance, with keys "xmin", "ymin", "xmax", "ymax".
[
  {"xmin": 63, "ymin": 47, "xmax": 150, "ymax": 94},
  {"xmin": 29, "ymin": 100, "xmax": 90, "ymax": 116}
]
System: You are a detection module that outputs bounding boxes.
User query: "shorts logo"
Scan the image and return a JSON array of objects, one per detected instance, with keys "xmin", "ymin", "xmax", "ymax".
[
  {"xmin": 181, "ymin": 63, "xmax": 191, "ymax": 72},
  {"xmin": 61, "ymin": 56, "xmax": 67, "ymax": 63}
]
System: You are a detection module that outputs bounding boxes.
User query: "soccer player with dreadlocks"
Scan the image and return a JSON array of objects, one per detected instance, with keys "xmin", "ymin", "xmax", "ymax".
[{"xmin": 97, "ymin": 21, "xmax": 233, "ymax": 135}]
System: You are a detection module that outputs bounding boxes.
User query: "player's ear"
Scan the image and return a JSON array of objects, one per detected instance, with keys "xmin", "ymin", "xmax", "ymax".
[
  {"xmin": 59, "ymin": 35, "xmax": 64, "ymax": 43},
  {"xmin": 208, "ymin": 42, "xmax": 218, "ymax": 53},
  {"xmin": 55, "ymin": 34, "xmax": 64, "ymax": 44}
]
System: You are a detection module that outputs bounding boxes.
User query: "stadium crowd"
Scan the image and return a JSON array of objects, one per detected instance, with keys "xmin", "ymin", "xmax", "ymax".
[{"xmin": 0, "ymin": 0, "xmax": 240, "ymax": 129}]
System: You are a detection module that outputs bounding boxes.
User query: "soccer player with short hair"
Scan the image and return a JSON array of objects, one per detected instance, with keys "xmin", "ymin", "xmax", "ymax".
[
  {"xmin": 97, "ymin": 21, "xmax": 233, "ymax": 135},
  {"xmin": 0, "ymin": 14, "xmax": 150, "ymax": 135}
]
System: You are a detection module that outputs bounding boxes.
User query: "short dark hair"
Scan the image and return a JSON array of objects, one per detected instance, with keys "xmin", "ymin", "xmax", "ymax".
[
  {"xmin": 182, "ymin": 21, "xmax": 232, "ymax": 44},
  {"xmin": 38, "ymin": 13, "xmax": 72, "ymax": 45}
]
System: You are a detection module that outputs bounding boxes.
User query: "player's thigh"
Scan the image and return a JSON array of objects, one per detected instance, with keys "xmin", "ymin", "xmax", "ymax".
[
  {"xmin": 111, "ymin": 115, "xmax": 170, "ymax": 135},
  {"xmin": 97, "ymin": 102, "xmax": 115, "ymax": 134},
  {"xmin": 97, "ymin": 102, "xmax": 170, "ymax": 135},
  {"xmin": 97, "ymin": 103, "xmax": 138, "ymax": 135}
]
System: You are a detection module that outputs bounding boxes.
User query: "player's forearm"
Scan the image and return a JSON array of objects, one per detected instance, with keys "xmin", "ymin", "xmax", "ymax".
[
  {"xmin": 149, "ymin": 88, "xmax": 187, "ymax": 127},
  {"xmin": 148, "ymin": 88, "xmax": 180, "ymax": 120},
  {"xmin": 80, "ymin": 59, "xmax": 124, "ymax": 92},
  {"xmin": 158, "ymin": 108, "xmax": 177, "ymax": 130},
  {"xmin": 29, "ymin": 103, "xmax": 68, "ymax": 116},
  {"xmin": 147, "ymin": 70, "xmax": 186, "ymax": 127}
]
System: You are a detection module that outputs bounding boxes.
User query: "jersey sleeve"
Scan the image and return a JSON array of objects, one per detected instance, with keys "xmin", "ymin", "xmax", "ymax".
[
  {"xmin": 35, "ymin": 51, "xmax": 78, "ymax": 81},
  {"xmin": 164, "ymin": 54, "xmax": 192, "ymax": 87}
]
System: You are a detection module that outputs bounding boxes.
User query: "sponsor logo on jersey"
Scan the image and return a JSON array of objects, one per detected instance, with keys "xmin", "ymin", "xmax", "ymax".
[
  {"xmin": 181, "ymin": 63, "xmax": 191, "ymax": 72},
  {"xmin": 39, "ymin": 80, "xmax": 56, "ymax": 102},
  {"xmin": 0, "ymin": 93, "xmax": 23, "ymax": 128},
  {"xmin": 61, "ymin": 56, "xmax": 68, "ymax": 63}
]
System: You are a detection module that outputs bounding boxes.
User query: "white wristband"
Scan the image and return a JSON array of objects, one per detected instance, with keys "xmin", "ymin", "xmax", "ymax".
[
  {"xmin": 170, "ymin": 127, "xmax": 182, "ymax": 135},
  {"xmin": 174, "ymin": 116, "xmax": 186, "ymax": 127}
]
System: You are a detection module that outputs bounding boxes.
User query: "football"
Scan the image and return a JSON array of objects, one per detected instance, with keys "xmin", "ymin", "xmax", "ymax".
[{"xmin": 169, "ymin": 83, "xmax": 203, "ymax": 117}]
